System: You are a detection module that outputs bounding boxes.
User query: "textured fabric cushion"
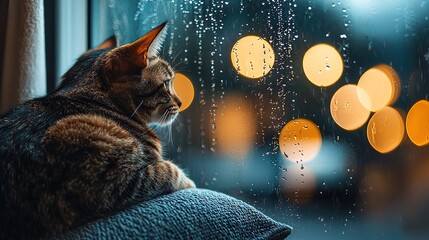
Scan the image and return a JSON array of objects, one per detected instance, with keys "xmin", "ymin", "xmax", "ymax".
[{"xmin": 56, "ymin": 189, "xmax": 291, "ymax": 240}]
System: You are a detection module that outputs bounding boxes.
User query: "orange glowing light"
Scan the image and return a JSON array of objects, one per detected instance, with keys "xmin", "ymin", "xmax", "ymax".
[
  {"xmin": 281, "ymin": 164, "xmax": 317, "ymax": 205},
  {"xmin": 330, "ymin": 84, "xmax": 371, "ymax": 131},
  {"xmin": 279, "ymin": 119, "xmax": 322, "ymax": 163},
  {"xmin": 406, "ymin": 100, "xmax": 429, "ymax": 146},
  {"xmin": 173, "ymin": 73, "xmax": 194, "ymax": 112},
  {"xmin": 214, "ymin": 95, "xmax": 257, "ymax": 159},
  {"xmin": 366, "ymin": 107, "xmax": 405, "ymax": 153},
  {"xmin": 303, "ymin": 43, "xmax": 344, "ymax": 87},
  {"xmin": 231, "ymin": 35, "xmax": 275, "ymax": 79},
  {"xmin": 357, "ymin": 64, "xmax": 401, "ymax": 112}
]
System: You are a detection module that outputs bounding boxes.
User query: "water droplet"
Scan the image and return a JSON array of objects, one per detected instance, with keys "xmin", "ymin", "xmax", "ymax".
[{"xmin": 283, "ymin": 151, "xmax": 289, "ymax": 158}]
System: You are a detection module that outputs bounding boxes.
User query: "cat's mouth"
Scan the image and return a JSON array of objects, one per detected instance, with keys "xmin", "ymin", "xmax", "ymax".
[{"xmin": 157, "ymin": 107, "xmax": 179, "ymax": 125}]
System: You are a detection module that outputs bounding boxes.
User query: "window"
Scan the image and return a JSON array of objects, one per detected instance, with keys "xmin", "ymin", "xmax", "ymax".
[{"xmin": 81, "ymin": 0, "xmax": 429, "ymax": 238}]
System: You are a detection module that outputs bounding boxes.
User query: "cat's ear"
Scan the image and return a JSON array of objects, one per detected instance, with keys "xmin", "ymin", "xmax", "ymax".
[
  {"xmin": 126, "ymin": 21, "xmax": 168, "ymax": 67},
  {"xmin": 81, "ymin": 36, "xmax": 117, "ymax": 57},
  {"xmin": 93, "ymin": 35, "xmax": 117, "ymax": 50},
  {"xmin": 100, "ymin": 22, "xmax": 168, "ymax": 88},
  {"xmin": 83, "ymin": 36, "xmax": 117, "ymax": 53}
]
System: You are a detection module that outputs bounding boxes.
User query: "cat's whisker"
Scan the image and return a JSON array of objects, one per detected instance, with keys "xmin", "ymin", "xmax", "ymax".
[
  {"xmin": 171, "ymin": 48, "xmax": 183, "ymax": 66},
  {"xmin": 168, "ymin": 124, "xmax": 174, "ymax": 146},
  {"xmin": 161, "ymin": 3, "xmax": 171, "ymax": 21},
  {"xmin": 172, "ymin": 60, "xmax": 187, "ymax": 72},
  {"xmin": 141, "ymin": 110, "xmax": 168, "ymax": 136},
  {"xmin": 166, "ymin": 109, "xmax": 172, "ymax": 123},
  {"xmin": 153, "ymin": 110, "xmax": 170, "ymax": 132},
  {"xmin": 131, "ymin": 99, "xmax": 145, "ymax": 118},
  {"xmin": 161, "ymin": 112, "xmax": 174, "ymax": 146},
  {"xmin": 170, "ymin": 53, "xmax": 187, "ymax": 71},
  {"xmin": 148, "ymin": 112, "xmax": 168, "ymax": 133}
]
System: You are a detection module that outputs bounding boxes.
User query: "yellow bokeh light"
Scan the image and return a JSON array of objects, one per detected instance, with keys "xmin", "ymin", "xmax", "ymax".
[
  {"xmin": 279, "ymin": 119, "xmax": 322, "ymax": 163},
  {"xmin": 173, "ymin": 73, "xmax": 194, "ymax": 112},
  {"xmin": 281, "ymin": 164, "xmax": 317, "ymax": 205},
  {"xmin": 357, "ymin": 64, "xmax": 401, "ymax": 112},
  {"xmin": 366, "ymin": 107, "xmax": 405, "ymax": 153},
  {"xmin": 330, "ymin": 84, "xmax": 371, "ymax": 131},
  {"xmin": 231, "ymin": 35, "xmax": 275, "ymax": 79},
  {"xmin": 302, "ymin": 43, "xmax": 344, "ymax": 87},
  {"xmin": 214, "ymin": 95, "xmax": 257, "ymax": 160},
  {"xmin": 406, "ymin": 100, "xmax": 429, "ymax": 146}
]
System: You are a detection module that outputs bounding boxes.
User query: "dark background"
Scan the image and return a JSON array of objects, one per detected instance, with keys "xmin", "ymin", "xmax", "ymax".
[{"xmin": 41, "ymin": 0, "xmax": 429, "ymax": 239}]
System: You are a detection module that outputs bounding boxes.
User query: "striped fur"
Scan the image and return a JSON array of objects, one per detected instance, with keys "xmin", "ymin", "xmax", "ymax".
[{"xmin": 0, "ymin": 23, "xmax": 195, "ymax": 239}]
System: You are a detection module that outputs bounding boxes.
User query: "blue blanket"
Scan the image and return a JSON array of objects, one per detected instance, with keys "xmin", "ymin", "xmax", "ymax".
[{"xmin": 56, "ymin": 189, "xmax": 291, "ymax": 240}]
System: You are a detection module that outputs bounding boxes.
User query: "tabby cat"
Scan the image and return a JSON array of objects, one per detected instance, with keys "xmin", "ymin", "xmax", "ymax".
[{"xmin": 0, "ymin": 22, "xmax": 195, "ymax": 239}]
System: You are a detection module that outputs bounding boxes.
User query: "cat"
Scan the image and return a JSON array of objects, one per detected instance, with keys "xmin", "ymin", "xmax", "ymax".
[{"xmin": 0, "ymin": 22, "xmax": 195, "ymax": 239}]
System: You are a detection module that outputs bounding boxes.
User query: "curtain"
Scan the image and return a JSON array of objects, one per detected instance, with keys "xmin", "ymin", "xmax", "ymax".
[
  {"xmin": 0, "ymin": 0, "xmax": 8, "ymax": 101},
  {"xmin": 0, "ymin": 0, "xmax": 47, "ymax": 114},
  {"xmin": 0, "ymin": 0, "xmax": 113, "ymax": 114}
]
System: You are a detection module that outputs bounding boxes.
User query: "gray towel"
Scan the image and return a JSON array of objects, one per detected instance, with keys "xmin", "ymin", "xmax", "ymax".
[{"xmin": 57, "ymin": 189, "xmax": 291, "ymax": 240}]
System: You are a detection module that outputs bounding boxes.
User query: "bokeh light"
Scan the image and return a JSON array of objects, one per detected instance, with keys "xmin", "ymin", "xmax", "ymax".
[
  {"xmin": 231, "ymin": 35, "xmax": 275, "ymax": 79},
  {"xmin": 214, "ymin": 94, "xmax": 257, "ymax": 159},
  {"xmin": 330, "ymin": 84, "xmax": 371, "ymax": 130},
  {"xmin": 302, "ymin": 43, "xmax": 344, "ymax": 87},
  {"xmin": 173, "ymin": 73, "xmax": 194, "ymax": 112},
  {"xmin": 406, "ymin": 100, "xmax": 429, "ymax": 146},
  {"xmin": 281, "ymin": 164, "xmax": 317, "ymax": 205},
  {"xmin": 279, "ymin": 119, "xmax": 322, "ymax": 163},
  {"xmin": 357, "ymin": 64, "xmax": 401, "ymax": 112},
  {"xmin": 366, "ymin": 107, "xmax": 405, "ymax": 153}
]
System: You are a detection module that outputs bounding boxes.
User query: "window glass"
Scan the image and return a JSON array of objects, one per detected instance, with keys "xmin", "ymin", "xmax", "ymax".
[{"xmin": 108, "ymin": 1, "xmax": 429, "ymax": 239}]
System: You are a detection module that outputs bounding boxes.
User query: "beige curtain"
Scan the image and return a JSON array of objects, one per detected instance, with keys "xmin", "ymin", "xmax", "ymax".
[{"xmin": 0, "ymin": 0, "xmax": 47, "ymax": 114}]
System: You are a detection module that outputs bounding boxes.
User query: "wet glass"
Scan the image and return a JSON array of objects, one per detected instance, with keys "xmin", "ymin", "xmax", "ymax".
[{"xmin": 108, "ymin": 0, "xmax": 429, "ymax": 239}]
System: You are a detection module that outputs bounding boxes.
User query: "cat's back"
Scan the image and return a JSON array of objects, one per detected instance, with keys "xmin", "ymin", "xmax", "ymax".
[
  {"xmin": 0, "ymin": 97, "xmax": 61, "ymax": 238},
  {"xmin": 0, "ymin": 98, "xmax": 54, "ymax": 158},
  {"xmin": 0, "ymin": 94, "xmax": 118, "ymax": 164},
  {"xmin": 0, "ymin": 97, "xmax": 72, "ymax": 195},
  {"xmin": 0, "ymin": 95, "xmax": 130, "ymax": 238}
]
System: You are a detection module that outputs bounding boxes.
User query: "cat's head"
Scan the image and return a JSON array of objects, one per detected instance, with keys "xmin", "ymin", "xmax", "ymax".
[{"xmin": 82, "ymin": 23, "xmax": 182, "ymax": 126}]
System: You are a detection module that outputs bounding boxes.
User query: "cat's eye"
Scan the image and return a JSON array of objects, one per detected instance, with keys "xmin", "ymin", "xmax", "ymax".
[{"xmin": 163, "ymin": 80, "xmax": 171, "ymax": 87}]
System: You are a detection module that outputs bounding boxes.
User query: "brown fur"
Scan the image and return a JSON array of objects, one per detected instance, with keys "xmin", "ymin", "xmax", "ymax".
[{"xmin": 0, "ymin": 22, "xmax": 195, "ymax": 239}]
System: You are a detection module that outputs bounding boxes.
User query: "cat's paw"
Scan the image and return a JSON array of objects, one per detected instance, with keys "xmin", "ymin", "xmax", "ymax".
[
  {"xmin": 174, "ymin": 167, "xmax": 196, "ymax": 190},
  {"xmin": 180, "ymin": 176, "xmax": 196, "ymax": 189},
  {"xmin": 155, "ymin": 160, "xmax": 196, "ymax": 190}
]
